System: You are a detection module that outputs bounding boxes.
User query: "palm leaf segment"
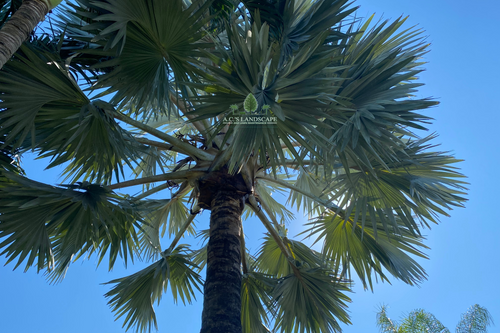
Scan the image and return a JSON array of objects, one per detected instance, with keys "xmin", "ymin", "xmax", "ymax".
[{"xmin": 0, "ymin": 0, "xmax": 469, "ymax": 332}]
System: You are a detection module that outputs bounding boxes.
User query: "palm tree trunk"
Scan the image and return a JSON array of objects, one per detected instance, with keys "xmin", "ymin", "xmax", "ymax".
[
  {"xmin": 200, "ymin": 190, "xmax": 244, "ymax": 333},
  {"xmin": 0, "ymin": 0, "xmax": 49, "ymax": 69}
]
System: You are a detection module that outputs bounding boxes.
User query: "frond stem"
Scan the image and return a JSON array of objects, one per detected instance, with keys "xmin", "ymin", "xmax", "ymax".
[
  {"xmin": 108, "ymin": 169, "xmax": 205, "ymax": 190},
  {"xmin": 169, "ymin": 92, "xmax": 210, "ymax": 140},
  {"xmin": 135, "ymin": 137, "xmax": 179, "ymax": 152},
  {"xmin": 256, "ymin": 175, "xmax": 341, "ymax": 212},
  {"xmin": 114, "ymin": 112, "xmax": 213, "ymax": 161},
  {"xmin": 247, "ymin": 195, "xmax": 300, "ymax": 276},
  {"xmin": 240, "ymin": 225, "xmax": 248, "ymax": 274},
  {"xmin": 132, "ymin": 181, "xmax": 183, "ymax": 200},
  {"xmin": 166, "ymin": 209, "xmax": 198, "ymax": 253},
  {"xmin": 254, "ymin": 188, "xmax": 282, "ymax": 230}
]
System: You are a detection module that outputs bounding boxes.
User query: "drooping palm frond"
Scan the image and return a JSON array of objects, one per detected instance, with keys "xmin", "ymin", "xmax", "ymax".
[
  {"xmin": 305, "ymin": 209, "xmax": 429, "ymax": 290},
  {"xmin": 272, "ymin": 267, "xmax": 351, "ymax": 333},
  {"xmin": 286, "ymin": 168, "xmax": 329, "ymax": 217},
  {"xmin": 0, "ymin": 43, "xmax": 144, "ymax": 184},
  {"xmin": 254, "ymin": 179, "xmax": 295, "ymax": 223},
  {"xmin": 104, "ymin": 245, "xmax": 203, "ymax": 332},
  {"xmin": 241, "ymin": 264, "xmax": 276, "ymax": 333},
  {"xmin": 257, "ymin": 231, "xmax": 323, "ymax": 278},
  {"xmin": 137, "ymin": 189, "xmax": 194, "ymax": 260},
  {"xmin": 130, "ymin": 145, "xmax": 173, "ymax": 189},
  {"xmin": 322, "ymin": 135, "xmax": 467, "ymax": 235},
  {"xmin": 0, "ymin": 172, "xmax": 141, "ymax": 277}
]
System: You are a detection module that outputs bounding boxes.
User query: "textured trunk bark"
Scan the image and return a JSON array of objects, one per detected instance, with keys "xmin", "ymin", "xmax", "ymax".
[
  {"xmin": 200, "ymin": 190, "xmax": 244, "ymax": 333},
  {"xmin": 0, "ymin": 0, "xmax": 48, "ymax": 69}
]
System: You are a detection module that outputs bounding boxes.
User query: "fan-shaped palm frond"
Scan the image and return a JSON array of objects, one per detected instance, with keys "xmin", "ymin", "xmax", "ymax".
[
  {"xmin": 272, "ymin": 267, "xmax": 351, "ymax": 333},
  {"xmin": 137, "ymin": 186, "xmax": 194, "ymax": 260},
  {"xmin": 0, "ymin": 172, "xmax": 141, "ymax": 277},
  {"xmin": 0, "ymin": 43, "xmax": 143, "ymax": 184},
  {"xmin": 323, "ymin": 135, "xmax": 467, "ymax": 235},
  {"xmin": 257, "ymin": 231, "xmax": 323, "ymax": 278},
  {"xmin": 319, "ymin": 16, "xmax": 436, "ymax": 173},
  {"xmin": 305, "ymin": 209, "xmax": 428, "ymax": 289},
  {"xmin": 241, "ymin": 265, "xmax": 276, "ymax": 333},
  {"xmin": 104, "ymin": 245, "xmax": 203, "ymax": 332},
  {"xmin": 57, "ymin": 0, "xmax": 215, "ymax": 118}
]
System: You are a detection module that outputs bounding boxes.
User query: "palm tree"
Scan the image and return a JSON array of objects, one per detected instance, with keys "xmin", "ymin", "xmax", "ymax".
[
  {"xmin": 0, "ymin": 0, "xmax": 467, "ymax": 332},
  {"xmin": 0, "ymin": 0, "xmax": 63, "ymax": 69},
  {"xmin": 377, "ymin": 304, "xmax": 493, "ymax": 333}
]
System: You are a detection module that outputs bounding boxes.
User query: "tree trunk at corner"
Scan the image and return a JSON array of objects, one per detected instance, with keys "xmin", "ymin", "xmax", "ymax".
[
  {"xmin": 0, "ymin": 0, "xmax": 48, "ymax": 70},
  {"xmin": 200, "ymin": 190, "xmax": 244, "ymax": 333}
]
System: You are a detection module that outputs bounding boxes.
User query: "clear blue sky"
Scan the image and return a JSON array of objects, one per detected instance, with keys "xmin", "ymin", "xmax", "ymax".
[{"xmin": 1, "ymin": 0, "xmax": 499, "ymax": 332}]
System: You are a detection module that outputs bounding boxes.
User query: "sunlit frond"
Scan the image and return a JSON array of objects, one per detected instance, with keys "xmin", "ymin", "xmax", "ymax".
[
  {"xmin": 306, "ymin": 210, "xmax": 428, "ymax": 289},
  {"xmin": 257, "ymin": 232, "xmax": 324, "ymax": 278},
  {"xmin": 241, "ymin": 265, "xmax": 276, "ymax": 333}
]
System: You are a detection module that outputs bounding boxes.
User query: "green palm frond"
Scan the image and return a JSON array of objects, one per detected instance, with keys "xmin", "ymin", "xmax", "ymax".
[
  {"xmin": 287, "ymin": 168, "xmax": 329, "ymax": 217},
  {"xmin": 255, "ymin": 179, "xmax": 295, "ymax": 223},
  {"xmin": 104, "ymin": 245, "xmax": 203, "ymax": 332},
  {"xmin": 305, "ymin": 210, "xmax": 428, "ymax": 289},
  {"xmin": 130, "ymin": 146, "xmax": 172, "ymax": 189},
  {"xmin": 241, "ymin": 264, "xmax": 276, "ymax": 333},
  {"xmin": 137, "ymin": 189, "xmax": 193, "ymax": 259},
  {"xmin": 257, "ymin": 232, "xmax": 324, "ymax": 278},
  {"xmin": 272, "ymin": 267, "xmax": 351, "ymax": 333},
  {"xmin": 0, "ymin": 43, "xmax": 88, "ymax": 149},
  {"xmin": 58, "ymin": 0, "xmax": 214, "ymax": 118},
  {"xmin": 456, "ymin": 304, "xmax": 494, "ymax": 333},
  {"xmin": 0, "ymin": 43, "xmax": 143, "ymax": 184},
  {"xmin": 0, "ymin": 172, "xmax": 141, "ymax": 277},
  {"xmin": 323, "ymin": 136, "xmax": 467, "ymax": 234},
  {"xmin": 320, "ymin": 16, "xmax": 437, "ymax": 173}
]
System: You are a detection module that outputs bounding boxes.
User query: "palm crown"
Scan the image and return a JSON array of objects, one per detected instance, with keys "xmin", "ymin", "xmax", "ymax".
[
  {"xmin": 377, "ymin": 304, "xmax": 494, "ymax": 333},
  {"xmin": 0, "ymin": 0, "xmax": 467, "ymax": 332}
]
